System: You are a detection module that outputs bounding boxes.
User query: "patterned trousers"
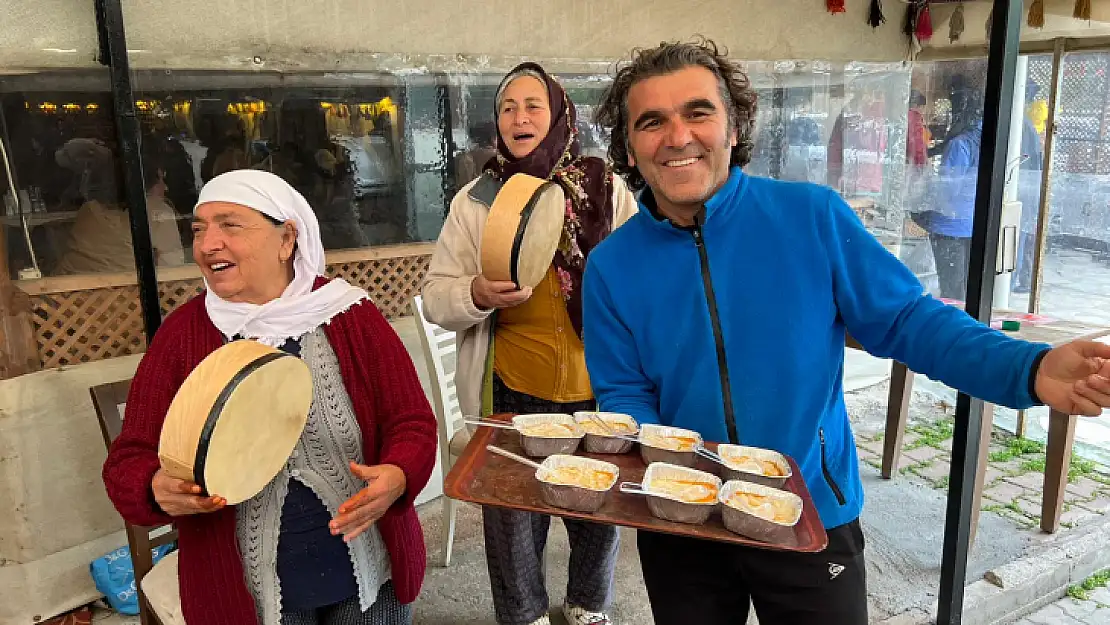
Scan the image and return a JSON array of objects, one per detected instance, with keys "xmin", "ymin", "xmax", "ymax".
[
  {"xmin": 280, "ymin": 582, "xmax": 412, "ymax": 625},
  {"xmin": 484, "ymin": 375, "xmax": 621, "ymax": 625}
]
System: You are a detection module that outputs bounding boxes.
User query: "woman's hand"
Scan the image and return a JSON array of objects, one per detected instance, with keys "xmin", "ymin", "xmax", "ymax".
[
  {"xmin": 151, "ymin": 469, "xmax": 226, "ymax": 516},
  {"xmin": 330, "ymin": 463, "xmax": 407, "ymax": 542},
  {"xmin": 471, "ymin": 275, "xmax": 532, "ymax": 310}
]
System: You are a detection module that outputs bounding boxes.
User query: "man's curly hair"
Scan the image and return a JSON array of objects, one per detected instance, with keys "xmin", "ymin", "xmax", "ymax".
[{"xmin": 594, "ymin": 38, "xmax": 758, "ymax": 191}]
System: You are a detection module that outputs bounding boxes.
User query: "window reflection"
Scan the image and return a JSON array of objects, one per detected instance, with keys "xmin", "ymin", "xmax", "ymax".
[
  {"xmin": 1, "ymin": 71, "xmax": 420, "ymax": 279},
  {"xmin": 0, "ymin": 75, "xmax": 156, "ymax": 279},
  {"xmin": 130, "ymin": 73, "xmax": 411, "ymax": 252}
]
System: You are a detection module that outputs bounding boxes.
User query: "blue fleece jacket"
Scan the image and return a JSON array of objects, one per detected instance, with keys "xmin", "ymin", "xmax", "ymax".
[
  {"xmin": 916, "ymin": 121, "xmax": 983, "ymax": 238},
  {"xmin": 583, "ymin": 166, "xmax": 1050, "ymax": 530}
]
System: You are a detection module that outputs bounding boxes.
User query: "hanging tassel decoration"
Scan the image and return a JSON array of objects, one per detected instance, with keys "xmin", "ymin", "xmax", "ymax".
[
  {"xmin": 1028, "ymin": 0, "xmax": 1044, "ymax": 28},
  {"xmin": 903, "ymin": 0, "xmax": 920, "ymax": 39},
  {"xmin": 916, "ymin": 1, "xmax": 934, "ymax": 41},
  {"xmin": 827, "ymin": 0, "xmax": 846, "ymax": 14},
  {"xmin": 950, "ymin": 2, "xmax": 965, "ymax": 42},
  {"xmin": 904, "ymin": 1, "xmax": 923, "ymax": 59},
  {"xmin": 869, "ymin": 0, "xmax": 886, "ymax": 27},
  {"xmin": 1074, "ymin": 0, "xmax": 1091, "ymax": 21}
]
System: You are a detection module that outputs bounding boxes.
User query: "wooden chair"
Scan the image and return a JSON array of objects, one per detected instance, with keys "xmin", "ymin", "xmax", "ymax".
[
  {"xmin": 411, "ymin": 295, "xmax": 466, "ymax": 567},
  {"xmin": 845, "ymin": 334, "xmax": 916, "ymax": 479},
  {"xmin": 91, "ymin": 379, "xmax": 179, "ymax": 625}
]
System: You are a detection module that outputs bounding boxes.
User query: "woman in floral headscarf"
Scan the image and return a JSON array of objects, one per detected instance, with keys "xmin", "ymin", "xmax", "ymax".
[{"xmin": 421, "ymin": 63, "xmax": 637, "ymax": 625}]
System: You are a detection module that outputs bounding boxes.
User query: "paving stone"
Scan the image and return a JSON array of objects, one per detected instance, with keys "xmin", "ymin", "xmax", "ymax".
[
  {"xmin": 988, "ymin": 506, "xmax": 1036, "ymax": 528},
  {"xmin": 1005, "ymin": 471, "xmax": 1047, "ymax": 491},
  {"xmin": 1087, "ymin": 586, "xmax": 1110, "ymax": 605},
  {"xmin": 1057, "ymin": 596, "xmax": 1101, "ymax": 622},
  {"xmin": 856, "ymin": 447, "xmax": 879, "ymax": 463},
  {"xmin": 1066, "ymin": 477, "xmax": 1103, "ymax": 499},
  {"xmin": 1013, "ymin": 497, "xmax": 1043, "ymax": 519},
  {"xmin": 1083, "ymin": 607, "xmax": 1110, "ymax": 625},
  {"xmin": 1065, "ymin": 490, "xmax": 1094, "ymax": 507},
  {"xmin": 984, "ymin": 481, "xmax": 1029, "ymax": 504},
  {"xmin": 858, "ymin": 438, "xmax": 886, "ymax": 457},
  {"xmin": 914, "ymin": 458, "xmax": 951, "ymax": 482},
  {"xmin": 1076, "ymin": 496, "xmax": 1110, "ymax": 515},
  {"xmin": 993, "ymin": 458, "xmax": 1027, "ymax": 474},
  {"xmin": 1022, "ymin": 602, "xmax": 1076, "ymax": 624},
  {"xmin": 1060, "ymin": 508, "xmax": 1097, "ymax": 527},
  {"xmin": 905, "ymin": 445, "xmax": 944, "ymax": 463}
]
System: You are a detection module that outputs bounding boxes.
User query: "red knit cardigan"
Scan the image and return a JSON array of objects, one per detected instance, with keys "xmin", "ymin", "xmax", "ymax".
[{"xmin": 102, "ymin": 278, "xmax": 438, "ymax": 625}]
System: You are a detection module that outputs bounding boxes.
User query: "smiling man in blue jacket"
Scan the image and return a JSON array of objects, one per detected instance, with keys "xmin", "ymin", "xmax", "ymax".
[{"xmin": 584, "ymin": 40, "xmax": 1110, "ymax": 625}]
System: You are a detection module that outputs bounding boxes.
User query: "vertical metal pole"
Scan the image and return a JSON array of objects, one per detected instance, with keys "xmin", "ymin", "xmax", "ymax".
[
  {"xmin": 1029, "ymin": 39, "xmax": 1066, "ymax": 314},
  {"xmin": 437, "ymin": 78, "xmax": 457, "ymax": 217},
  {"xmin": 769, "ymin": 86, "xmax": 785, "ymax": 180},
  {"xmin": 95, "ymin": 0, "xmax": 161, "ymax": 340},
  {"xmin": 936, "ymin": 1, "xmax": 1023, "ymax": 623}
]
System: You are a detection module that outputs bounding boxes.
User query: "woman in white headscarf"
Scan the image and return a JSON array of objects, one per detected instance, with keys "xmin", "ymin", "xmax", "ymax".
[{"xmin": 103, "ymin": 170, "xmax": 438, "ymax": 625}]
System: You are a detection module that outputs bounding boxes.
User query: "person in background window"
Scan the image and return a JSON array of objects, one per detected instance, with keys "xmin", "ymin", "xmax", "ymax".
[
  {"xmin": 912, "ymin": 77, "xmax": 984, "ymax": 300},
  {"xmin": 1027, "ymin": 82, "xmax": 1049, "ymax": 137},
  {"xmin": 453, "ymin": 121, "xmax": 498, "ymax": 190},
  {"xmin": 781, "ymin": 89, "xmax": 824, "ymax": 182},
  {"xmin": 421, "ymin": 63, "xmax": 638, "ymax": 625},
  {"xmin": 1013, "ymin": 84, "xmax": 1046, "ymax": 294},
  {"xmin": 54, "ymin": 144, "xmax": 187, "ymax": 275},
  {"xmin": 201, "ymin": 116, "xmax": 251, "ymax": 183},
  {"xmin": 904, "ymin": 90, "xmax": 932, "ymax": 216}
]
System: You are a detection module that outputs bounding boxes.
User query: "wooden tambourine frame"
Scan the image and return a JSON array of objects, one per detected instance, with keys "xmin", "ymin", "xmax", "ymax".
[
  {"xmin": 480, "ymin": 173, "xmax": 566, "ymax": 289},
  {"xmin": 158, "ymin": 340, "xmax": 313, "ymax": 505}
]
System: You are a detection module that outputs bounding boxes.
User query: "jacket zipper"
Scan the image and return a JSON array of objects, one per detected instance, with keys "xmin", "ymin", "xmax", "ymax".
[
  {"xmin": 691, "ymin": 216, "xmax": 739, "ymax": 445},
  {"xmin": 820, "ymin": 428, "xmax": 847, "ymax": 505}
]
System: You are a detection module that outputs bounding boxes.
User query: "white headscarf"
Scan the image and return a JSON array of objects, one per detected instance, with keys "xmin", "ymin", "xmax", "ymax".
[{"xmin": 196, "ymin": 169, "xmax": 368, "ymax": 346}]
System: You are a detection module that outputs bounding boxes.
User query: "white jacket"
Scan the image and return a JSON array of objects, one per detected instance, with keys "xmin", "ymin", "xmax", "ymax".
[{"xmin": 421, "ymin": 173, "xmax": 639, "ymax": 432}]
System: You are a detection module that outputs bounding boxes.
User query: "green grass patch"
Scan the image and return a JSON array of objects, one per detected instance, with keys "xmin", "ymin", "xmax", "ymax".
[
  {"xmin": 1069, "ymin": 456, "xmax": 1098, "ymax": 483},
  {"xmin": 905, "ymin": 418, "xmax": 955, "ymax": 451},
  {"xmin": 990, "ymin": 438, "xmax": 1047, "ymax": 464},
  {"xmin": 1067, "ymin": 568, "xmax": 1110, "ymax": 601},
  {"xmin": 1021, "ymin": 458, "xmax": 1047, "ymax": 473}
]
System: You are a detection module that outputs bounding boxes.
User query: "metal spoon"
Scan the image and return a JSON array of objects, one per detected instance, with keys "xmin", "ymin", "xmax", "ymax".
[{"xmin": 486, "ymin": 445, "xmax": 552, "ymax": 478}]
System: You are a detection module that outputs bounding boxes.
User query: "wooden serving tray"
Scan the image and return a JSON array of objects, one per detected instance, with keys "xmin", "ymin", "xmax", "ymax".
[{"xmin": 444, "ymin": 415, "xmax": 829, "ymax": 553}]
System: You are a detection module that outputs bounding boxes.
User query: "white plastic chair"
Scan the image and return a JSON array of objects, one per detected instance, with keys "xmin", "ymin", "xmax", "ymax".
[{"xmin": 410, "ymin": 295, "xmax": 465, "ymax": 567}]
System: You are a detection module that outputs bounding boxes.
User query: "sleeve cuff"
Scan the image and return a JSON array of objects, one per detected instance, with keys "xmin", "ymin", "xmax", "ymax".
[
  {"xmin": 458, "ymin": 275, "xmax": 494, "ymax": 320},
  {"xmin": 1027, "ymin": 347, "xmax": 1051, "ymax": 406}
]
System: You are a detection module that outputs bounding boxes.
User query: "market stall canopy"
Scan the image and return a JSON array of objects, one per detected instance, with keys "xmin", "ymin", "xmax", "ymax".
[{"xmin": 921, "ymin": 0, "xmax": 1110, "ymax": 59}]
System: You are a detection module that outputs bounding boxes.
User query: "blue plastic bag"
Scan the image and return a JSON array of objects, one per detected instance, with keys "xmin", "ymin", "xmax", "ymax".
[{"xmin": 89, "ymin": 543, "xmax": 176, "ymax": 615}]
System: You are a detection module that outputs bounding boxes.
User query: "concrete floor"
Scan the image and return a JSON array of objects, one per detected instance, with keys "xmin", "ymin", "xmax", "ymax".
[{"xmin": 414, "ymin": 502, "xmax": 652, "ymax": 625}]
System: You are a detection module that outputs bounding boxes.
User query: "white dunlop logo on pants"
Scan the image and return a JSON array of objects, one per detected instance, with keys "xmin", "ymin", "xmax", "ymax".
[{"xmin": 829, "ymin": 563, "xmax": 846, "ymax": 580}]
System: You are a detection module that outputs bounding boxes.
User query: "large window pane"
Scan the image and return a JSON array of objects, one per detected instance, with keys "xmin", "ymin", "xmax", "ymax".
[
  {"xmin": 126, "ymin": 70, "xmax": 412, "ymax": 254},
  {"xmin": 1012, "ymin": 52, "xmax": 1110, "ymax": 328},
  {"xmin": 0, "ymin": 71, "xmax": 144, "ymax": 280}
]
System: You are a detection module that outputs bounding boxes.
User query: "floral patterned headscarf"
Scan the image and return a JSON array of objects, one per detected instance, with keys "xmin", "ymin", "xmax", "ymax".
[{"xmin": 483, "ymin": 62, "xmax": 615, "ymax": 338}]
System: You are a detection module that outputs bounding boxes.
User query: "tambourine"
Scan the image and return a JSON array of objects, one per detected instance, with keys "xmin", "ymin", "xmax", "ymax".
[
  {"xmin": 480, "ymin": 173, "xmax": 566, "ymax": 289},
  {"xmin": 157, "ymin": 340, "xmax": 313, "ymax": 504}
]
